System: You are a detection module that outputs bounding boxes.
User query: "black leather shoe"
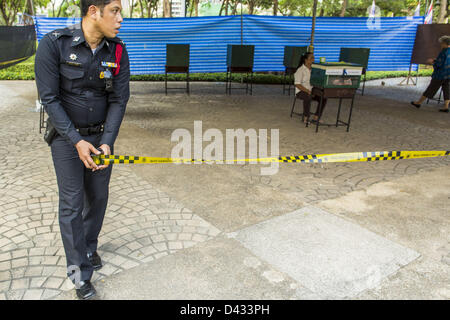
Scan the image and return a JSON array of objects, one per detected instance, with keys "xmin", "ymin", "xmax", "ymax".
[
  {"xmin": 76, "ymin": 280, "xmax": 96, "ymax": 300},
  {"xmin": 87, "ymin": 251, "xmax": 102, "ymax": 270},
  {"xmin": 411, "ymin": 101, "xmax": 421, "ymax": 108},
  {"xmin": 439, "ymin": 108, "xmax": 449, "ymax": 113}
]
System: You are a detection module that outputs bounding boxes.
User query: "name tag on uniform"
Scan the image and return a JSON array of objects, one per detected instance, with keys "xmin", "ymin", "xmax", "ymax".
[
  {"xmin": 101, "ymin": 61, "xmax": 118, "ymax": 68},
  {"xmin": 65, "ymin": 61, "xmax": 82, "ymax": 67}
]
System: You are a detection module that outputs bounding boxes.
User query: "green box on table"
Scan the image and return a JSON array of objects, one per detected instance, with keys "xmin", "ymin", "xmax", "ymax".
[{"xmin": 310, "ymin": 62, "xmax": 363, "ymax": 89}]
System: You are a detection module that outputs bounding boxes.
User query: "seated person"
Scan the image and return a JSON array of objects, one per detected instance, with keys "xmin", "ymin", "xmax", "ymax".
[{"xmin": 294, "ymin": 52, "xmax": 327, "ymax": 123}]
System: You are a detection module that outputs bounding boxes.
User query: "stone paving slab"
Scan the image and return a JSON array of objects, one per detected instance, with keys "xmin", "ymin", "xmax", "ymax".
[
  {"xmin": 318, "ymin": 166, "xmax": 450, "ymax": 300},
  {"xmin": 231, "ymin": 206, "xmax": 420, "ymax": 299},
  {"xmin": 54, "ymin": 236, "xmax": 308, "ymax": 300}
]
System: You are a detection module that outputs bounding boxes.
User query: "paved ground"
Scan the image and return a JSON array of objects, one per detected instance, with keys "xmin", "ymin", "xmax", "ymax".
[
  {"xmin": 0, "ymin": 78, "xmax": 448, "ymax": 300},
  {"xmin": 364, "ymin": 76, "xmax": 434, "ymax": 103}
]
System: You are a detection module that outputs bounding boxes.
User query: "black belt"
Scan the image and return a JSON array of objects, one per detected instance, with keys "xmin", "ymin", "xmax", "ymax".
[{"xmin": 75, "ymin": 123, "xmax": 104, "ymax": 136}]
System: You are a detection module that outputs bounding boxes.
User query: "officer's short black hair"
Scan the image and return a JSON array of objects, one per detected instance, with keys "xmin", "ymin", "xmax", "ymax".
[{"xmin": 81, "ymin": 0, "xmax": 113, "ymax": 17}]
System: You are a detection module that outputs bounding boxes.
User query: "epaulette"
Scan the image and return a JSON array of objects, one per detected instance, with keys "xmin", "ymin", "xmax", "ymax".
[
  {"xmin": 107, "ymin": 36, "xmax": 126, "ymax": 47},
  {"xmin": 48, "ymin": 28, "xmax": 72, "ymax": 41}
]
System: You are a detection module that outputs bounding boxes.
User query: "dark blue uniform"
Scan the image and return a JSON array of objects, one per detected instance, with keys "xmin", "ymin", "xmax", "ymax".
[{"xmin": 35, "ymin": 23, "xmax": 130, "ymax": 282}]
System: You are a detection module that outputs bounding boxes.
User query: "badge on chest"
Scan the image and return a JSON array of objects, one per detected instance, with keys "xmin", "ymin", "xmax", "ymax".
[
  {"xmin": 101, "ymin": 61, "xmax": 118, "ymax": 68},
  {"xmin": 64, "ymin": 53, "xmax": 82, "ymax": 67},
  {"xmin": 99, "ymin": 61, "xmax": 115, "ymax": 92},
  {"xmin": 99, "ymin": 69, "xmax": 112, "ymax": 80}
]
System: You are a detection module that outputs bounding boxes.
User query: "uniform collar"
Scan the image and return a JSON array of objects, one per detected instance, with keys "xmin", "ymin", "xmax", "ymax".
[
  {"xmin": 97, "ymin": 37, "xmax": 113, "ymax": 53},
  {"xmin": 70, "ymin": 22, "xmax": 113, "ymax": 53}
]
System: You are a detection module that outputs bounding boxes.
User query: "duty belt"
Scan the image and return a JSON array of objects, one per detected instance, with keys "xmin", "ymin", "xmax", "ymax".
[{"xmin": 75, "ymin": 123, "xmax": 104, "ymax": 136}]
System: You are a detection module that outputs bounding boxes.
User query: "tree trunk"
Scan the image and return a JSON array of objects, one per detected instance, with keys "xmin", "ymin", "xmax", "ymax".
[
  {"xmin": 249, "ymin": 1, "xmax": 254, "ymax": 15},
  {"xmin": 319, "ymin": 2, "xmax": 324, "ymax": 17},
  {"xmin": 21, "ymin": 0, "xmax": 34, "ymax": 24},
  {"xmin": 438, "ymin": 0, "xmax": 448, "ymax": 23},
  {"xmin": 13, "ymin": 0, "xmax": 21, "ymax": 25},
  {"xmin": 278, "ymin": 6, "xmax": 287, "ymax": 16},
  {"xmin": 0, "ymin": 1, "xmax": 10, "ymax": 25},
  {"xmin": 139, "ymin": 0, "xmax": 144, "ymax": 17},
  {"xmin": 273, "ymin": 0, "xmax": 278, "ymax": 16},
  {"xmin": 56, "ymin": 0, "xmax": 67, "ymax": 17},
  {"xmin": 129, "ymin": 0, "xmax": 134, "ymax": 18},
  {"xmin": 163, "ymin": 0, "xmax": 171, "ymax": 17},
  {"xmin": 219, "ymin": 0, "xmax": 225, "ymax": 15},
  {"xmin": 225, "ymin": 0, "xmax": 229, "ymax": 15},
  {"xmin": 2, "ymin": 0, "xmax": 22, "ymax": 25},
  {"xmin": 189, "ymin": 0, "xmax": 194, "ymax": 16},
  {"xmin": 232, "ymin": 0, "xmax": 237, "ymax": 15},
  {"xmin": 0, "ymin": 9, "xmax": 9, "ymax": 25},
  {"xmin": 26, "ymin": 0, "xmax": 35, "ymax": 16},
  {"xmin": 340, "ymin": 0, "xmax": 347, "ymax": 17},
  {"xmin": 153, "ymin": 0, "xmax": 159, "ymax": 17}
]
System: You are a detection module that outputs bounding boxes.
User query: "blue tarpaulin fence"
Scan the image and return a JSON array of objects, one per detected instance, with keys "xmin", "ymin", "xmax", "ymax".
[{"xmin": 33, "ymin": 15, "xmax": 424, "ymax": 75}]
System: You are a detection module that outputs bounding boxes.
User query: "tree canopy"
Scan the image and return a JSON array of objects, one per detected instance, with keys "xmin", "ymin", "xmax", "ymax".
[{"xmin": 1, "ymin": 0, "xmax": 448, "ymax": 25}]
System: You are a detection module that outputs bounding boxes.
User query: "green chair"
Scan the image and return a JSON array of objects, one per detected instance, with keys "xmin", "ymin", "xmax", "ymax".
[
  {"xmin": 226, "ymin": 45, "xmax": 255, "ymax": 95},
  {"xmin": 165, "ymin": 44, "xmax": 190, "ymax": 95},
  {"xmin": 339, "ymin": 48, "xmax": 370, "ymax": 95},
  {"xmin": 283, "ymin": 46, "xmax": 308, "ymax": 95}
]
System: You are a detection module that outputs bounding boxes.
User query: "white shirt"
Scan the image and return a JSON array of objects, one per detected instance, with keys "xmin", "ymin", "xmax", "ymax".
[{"xmin": 294, "ymin": 64, "xmax": 312, "ymax": 94}]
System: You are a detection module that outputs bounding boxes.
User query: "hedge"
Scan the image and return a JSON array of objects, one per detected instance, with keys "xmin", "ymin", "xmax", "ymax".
[{"xmin": 0, "ymin": 55, "xmax": 434, "ymax": 83}]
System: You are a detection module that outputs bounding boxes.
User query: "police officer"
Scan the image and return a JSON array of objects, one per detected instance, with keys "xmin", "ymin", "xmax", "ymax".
[{"xmin": 35, "ymin": 0, "xmax": 130, "ymax": 299}]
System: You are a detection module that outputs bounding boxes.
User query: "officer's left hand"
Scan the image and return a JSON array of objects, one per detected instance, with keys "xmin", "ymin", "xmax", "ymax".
[{"xmin": 97, "ymin": 144, "xmax": 111, "ymax": 170}]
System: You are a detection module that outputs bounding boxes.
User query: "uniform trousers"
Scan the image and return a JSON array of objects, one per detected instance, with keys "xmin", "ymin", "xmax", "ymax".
[{"xmin": 51, "ymin": 133, "xmax": 113, "ymax": 281}]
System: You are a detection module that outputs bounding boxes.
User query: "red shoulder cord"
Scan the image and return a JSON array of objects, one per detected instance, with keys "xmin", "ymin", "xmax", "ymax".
[{"xmin": 114, "ymin": 43, "xmax": 123, "ymax": 76}]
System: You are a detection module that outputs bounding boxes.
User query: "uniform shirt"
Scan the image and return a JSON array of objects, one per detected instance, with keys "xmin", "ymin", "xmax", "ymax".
[
  {"xmin": 35, "ymin": 23, "xmax": 130, "ymax": 147},
  {"xmin": 294, "ymin": 64, "xmax": 312, "ymax": 94},
  {"xmin": 432, "ymin": 47, "xmax": 450, "ymax": 80}
]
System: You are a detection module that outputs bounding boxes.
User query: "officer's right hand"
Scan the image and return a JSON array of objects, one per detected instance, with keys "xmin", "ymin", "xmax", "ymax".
[{"xmin": 75, "ymin": 140, "xmax": 101, "ymax": 171}]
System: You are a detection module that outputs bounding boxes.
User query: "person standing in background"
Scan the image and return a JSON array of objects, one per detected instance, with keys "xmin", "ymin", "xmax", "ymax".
[{"xmin": 411, "ymin": 35, "xmax": 450, "ymax": 113}]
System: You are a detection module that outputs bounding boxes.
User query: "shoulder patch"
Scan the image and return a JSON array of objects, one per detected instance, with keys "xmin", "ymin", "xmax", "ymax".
[{"xmin": 48, "ymin": 28, "xmax": 72, "ymax": 41}]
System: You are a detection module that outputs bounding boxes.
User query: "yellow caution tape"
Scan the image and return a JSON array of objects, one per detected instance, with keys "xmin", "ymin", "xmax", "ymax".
[
  {"xmin": 0, "ymin": 57, "xmax": 29, "ymax": 66},
  {"xmin": 92, "ymin": 150, "xmax": 450, "ymax": 165}
]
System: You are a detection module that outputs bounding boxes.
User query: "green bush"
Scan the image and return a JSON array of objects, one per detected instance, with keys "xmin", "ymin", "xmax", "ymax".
[
  {"xmin": 130, "ymin": 73, "xmax": 285, "ymax": 84},
  {"xmin": 0, "ymin": 56, "xmax": 35, "ymax": 80},
  {"xmin": 365, "ymin": 69, "xmax": 433, "ymax": 81},
  {"xmin": 0, "ymin": 55, "xmax": 434, "ymax": 83}
]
